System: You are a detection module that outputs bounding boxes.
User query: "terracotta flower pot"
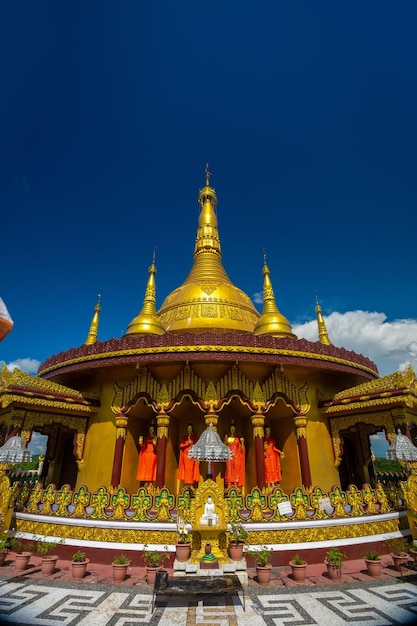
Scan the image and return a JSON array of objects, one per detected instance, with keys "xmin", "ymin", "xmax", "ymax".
[
  {"xmin": 408, "ymin": 548, "xmax": 417, "ymax": 562},
  {"xmin": 289, "ymin": 560, "xmax": 307, "ymax": 582},
  {"xmin": 364, "ymin": 558, "xmax": 382, "ymax": 578},
  {"xmin": 112, "ymin": 562, "xmax": 130, "ymax": 582},
  {"xmin": 41, "ymin": 555, "xmax": 58, "ymax": 576},
  {"xmin": 391, "ymin": 552, "xmax": 409, "ymax": 572},
  {"xmin": 146, "ymin": 565, "xmax": 162, "ymax": 586},
  {"xmin": 14, "ymin": 552, "xmax": 32, "ymax": 572},
  {"xmin": 325, "ymin": 559, "xmax": 342, "ymax": 581},
  {"xmin": 229, "ymin": 542, "xmax": 244, "ymax": 561},
  {"xmin": 71, "ymin": 558, "xmax": 89, "ymax": 580},
  {"xmin": 256, "ymin": 563, "xmax": 272, "ymax": 585},
  {"xmin": 175, "ymin": 542, "xmax": 191, "ymax": 562}
]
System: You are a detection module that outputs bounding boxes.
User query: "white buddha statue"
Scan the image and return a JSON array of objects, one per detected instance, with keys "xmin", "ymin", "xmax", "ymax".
[{"xmin": 200, "ymin": 496, "xmax": 219, "ymax": 526}]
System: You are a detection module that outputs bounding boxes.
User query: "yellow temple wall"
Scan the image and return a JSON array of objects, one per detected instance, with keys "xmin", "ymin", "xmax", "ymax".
[{"xmin": 75, "ymin": 383, "xmax": 116, "ymax": 491}]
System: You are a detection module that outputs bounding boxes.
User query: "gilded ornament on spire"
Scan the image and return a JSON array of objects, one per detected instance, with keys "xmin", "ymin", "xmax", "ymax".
[
  {"xmin": 125, "ymin": 252, "xmax": 166, "ymax": 336},
  {"xmin": 84, "ymin": 292, "xmax": 101, "ymax": 345},
  {"xmin": 157, "ymin": 167, "xmax": 259, "ymax": 333},
  {"xmin": 315, "ymin": 292, "xmax": 332, "ymax": 345},
  {"xmin": 254, "ymin": 253, "xmax": 297, "ymax": 339}
]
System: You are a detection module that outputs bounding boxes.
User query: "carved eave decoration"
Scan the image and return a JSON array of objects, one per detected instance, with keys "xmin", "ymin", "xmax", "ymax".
[
  {"xmin": 0, "ymin": 365, "xmax": 97, "ymax": 414},
  {"xmin": 321, "ymin": 365, "xmax": 417, "ymax": 415},
  {"xmin": 112, "ymin": 362, "xmax": 310, "ymax": 416}
]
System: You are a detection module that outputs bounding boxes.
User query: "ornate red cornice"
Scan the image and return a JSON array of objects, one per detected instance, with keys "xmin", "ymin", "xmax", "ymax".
[{"xmin": 38, "ymin": 332, "xmax": 378, "ymax": 380}]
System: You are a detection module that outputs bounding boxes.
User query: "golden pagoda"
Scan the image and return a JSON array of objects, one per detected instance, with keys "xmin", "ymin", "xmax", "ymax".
[{"xmin": 0, "ymin": 167, "xmax": 415, "ymax": 564}]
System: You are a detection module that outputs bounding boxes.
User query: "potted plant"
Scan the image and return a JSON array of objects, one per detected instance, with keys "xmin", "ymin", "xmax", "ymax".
[
  {"xmin": 385, "ymin": 536, "xmax": 410, "ymax": 571},
  {"xmin": 324, "ymin": 546, "xmax": 347, "ymax": 580},
  {"xmin": 71, "ymin": 550, "xmax": 89, "ymax": 580},
  {"xmin": 175, "ymin": 519, "xmax": 192, "ymax": 562},
  {"xmin": 364, "ymin": 549, "xmax": 383, "ymax": 578},
  {"xmin": 142, "ymin": 544, "xmax": 168, "ymax": 586},
  {"xmin": 248, "ymin": 545, "xmax": 273, "ymax": 585},
  {"xmin": 34, "ymin": 536, "xmax": 62, "ymax": 576},
  {"xmin": 227, "ymin": 521, "xmax": 249, "ymax": 561},
  {"xmin": 409, "ymin": 542, "xmax": 417, "ymax": 562},
  {"xmin": 289, "ymin": 553, "xmax": 307, "ymax": 583},
  {"xmin": 112, "ymin": 553, "xmax": 131, "ymax": 582},
  {"xmin": 10, "ymin": 537, "xmax": 33, "ymax": 572}
]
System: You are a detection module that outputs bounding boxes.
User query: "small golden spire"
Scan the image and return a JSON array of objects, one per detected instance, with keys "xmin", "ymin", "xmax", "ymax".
[
  {"xmin": 254, "ymin": 253, "xmax": 297, "ymax": 338},
  {"xmin": 124, "ymin": 251, "xmax": 166, "ymax": 336},
  {"xmin": 84, "ymin": 291, "xmax": 101, "ymax": 345},
  {"xmin": 315, "ymin": 291, "xmax": 332, "ymax": 345}
]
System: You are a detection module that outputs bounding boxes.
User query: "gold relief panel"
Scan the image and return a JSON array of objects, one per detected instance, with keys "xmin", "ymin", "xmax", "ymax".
[
  {"xmin": 228, "ymin": 306, "xmax": 243, "ymax": 321},
  {"xmin": 174, "ymin": 306, "xmax": 191, "ymax": 321},
  {"xmin": 201, "ymin": 303, "xmax": 218, "ymax": 318}
]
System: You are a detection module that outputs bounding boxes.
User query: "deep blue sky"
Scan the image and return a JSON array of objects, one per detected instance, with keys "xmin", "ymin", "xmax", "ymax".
[{"xmin": 1, "ymin": 1, "xmax": 417, "ymax": 381}]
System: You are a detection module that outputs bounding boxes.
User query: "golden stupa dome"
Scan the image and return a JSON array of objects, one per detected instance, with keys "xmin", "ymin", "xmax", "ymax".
[{"xmin": 157, "ymin": 167, "xmax": 260, "ymax": 333}]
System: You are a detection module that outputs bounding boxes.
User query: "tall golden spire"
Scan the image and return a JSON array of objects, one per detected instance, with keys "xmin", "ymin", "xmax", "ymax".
[
  {"xmin": 315, "ymin": 292, "xmax": 332, "ymax": 345},
  {"xmin": 125, "ymin": 250, "xmax": 166, "ymax": 336},
  {"xmin": 84, "ymin": 292, "xmax": 101, "ymax": 345},
  {"xmin": 157, "ymin": 167, "xmax": 259, "ymax": 333},
  {"xmin": 254, "ymin": 252, "xmax": 297, "ymax": 338}
]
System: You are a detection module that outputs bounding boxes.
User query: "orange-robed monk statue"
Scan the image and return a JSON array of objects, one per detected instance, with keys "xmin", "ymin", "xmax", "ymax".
[
  {"xmin": 177, "ymin": 423, "xmax": 200, "ymax": 486},
  {"xmin": 136, "ymin": 424, "xmax": 157, "ymax": 483},
  {"xmin": 263, "ymin": 425, "xmax": 284, "ymax": 486},
  {"xmin": 224, "ymin": 423, "xmax": 245, "ymax": 487}
]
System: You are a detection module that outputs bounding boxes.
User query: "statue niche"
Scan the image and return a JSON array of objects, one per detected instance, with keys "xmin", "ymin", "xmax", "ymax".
[{"xmin": 189, "ymin": 478, "xmax": 228, "ymax": 563}]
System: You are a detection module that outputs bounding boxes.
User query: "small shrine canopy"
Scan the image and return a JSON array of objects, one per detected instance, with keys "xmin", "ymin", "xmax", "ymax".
[
  {"xmin": 189, "ymin": 423, "xmax": 231, "ymax": 462},
  {"xmin": 386, "ymin": 429, "xmax": 417, "ymax": 462},
  {"xmin": 0, "ymin": 435, "xmax": 32, "ymax": 464}
]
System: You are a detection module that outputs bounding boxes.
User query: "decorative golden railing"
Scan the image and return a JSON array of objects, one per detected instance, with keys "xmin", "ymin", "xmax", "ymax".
[{"xmin": 10, "ymin": 480, "xmax": 406, "ymax": 524}]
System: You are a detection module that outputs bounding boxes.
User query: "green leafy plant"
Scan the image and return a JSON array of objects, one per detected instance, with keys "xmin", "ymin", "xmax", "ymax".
[
  {"xmin": 10, "ymin": 537, "xmax": 31, "ymax": 554},
  {"xmin": 364, "ymin": 550, "xmax": 381, "ymax": 561},
  {"xmin": 142, "ymin": 544, "xmax": 168, "ymax": 568},
  {"xmin": 292, "ymin": 554, "xmax": 305, "ymax": 565},
  {"xmin": 325, "ymin": 547, "xmax": 347, "ymax": 568},
  {"xmin": 34, "ymin": 536, "xmax": 63, "ymax": 558},
  {"xmin": 228, "ymin": 521, "xmax": 249, "ymax": 545},
  {"xmin": 385, "ymin": 537, "xmax": 410, "ymax": 556},
  {"xmin": 248, "ymin": 545, "xmax": 272, "ymax": 567},
  {"xmin": 72, "ymin": 551, "xmax": 87, "ymax": 562},
  {"xmin": 113, "ymin": 553, "xmax": 130, "ymax": 565}
]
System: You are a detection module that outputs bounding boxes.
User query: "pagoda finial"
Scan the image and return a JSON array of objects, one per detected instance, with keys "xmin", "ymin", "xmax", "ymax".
[
  {"xmin": 263, "ymin": 248, "xmax": 267, "ymax": 265},
  {"xmin": 205, "ymin": 163, "xmax": 212, "ymax": 186},
  {"xmin": 315, "ymin": 291, "xmax": 332, "ymax": 345},
  {"xmin": 124, "ymin": 251, "xmax": 166, "ymax": 336},
  {"xmin": 84, "ymin": 291, "xmax": 102, "ymax": 345},
  {"xmin": 254, "ymin": 255, "xmax": 297, "ymax": 339}
]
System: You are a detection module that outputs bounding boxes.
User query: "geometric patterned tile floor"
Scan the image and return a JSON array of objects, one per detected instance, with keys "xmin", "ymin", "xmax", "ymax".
[{"xmin": 1, "ymin": 555, "xmax": 417, "ymax": 625}]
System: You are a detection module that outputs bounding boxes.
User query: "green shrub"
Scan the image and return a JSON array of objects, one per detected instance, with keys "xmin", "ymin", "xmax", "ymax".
[
  {"xmin": 385, "ymin": 537, "xmax": 410, "ymax": 555},
  {"xmin": 365, "ymin": 550, "xmax": 381, "ymax": 561},
  {"xmin": 247, "ymin": 545, "xmax": 272, "ymax": 567},
  {"xmin": 292, "ymin": 554, "xmax": 305, "ymax": 565},
  {"xmin": 142, "ymin": 544, "xmax": 168, "ymax": 567},
  {"xmin": 113, "ymin": 553, "xmax": 130, "ymax": 565},
  {"xmin": 325, "ymin": 547, "xmax": 347, "ymax": 568},
  {"xmin": 72, "ymin": 551, "xmax": 87, "ymax": 562}
]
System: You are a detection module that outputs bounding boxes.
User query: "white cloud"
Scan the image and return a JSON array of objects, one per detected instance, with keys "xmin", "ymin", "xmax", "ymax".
[
  {"xmin": 292, "ymin": 310, "xmax": 417, "ymax": 377},
  {"xmin": 252, "ymin": 291, "xmax": 263, "ymax": 305},
  {"xmin": 4, "ymin": 358, "xmax": 41, "ymax": 375}
]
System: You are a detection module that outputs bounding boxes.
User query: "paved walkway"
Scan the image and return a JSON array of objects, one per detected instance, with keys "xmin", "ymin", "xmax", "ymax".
[{"xmin": 0, "ymin": 554, "xmax": 417, "ymax": 625}]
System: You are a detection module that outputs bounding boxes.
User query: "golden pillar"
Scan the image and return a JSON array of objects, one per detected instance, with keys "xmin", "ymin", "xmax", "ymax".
[
  {"xmin": 251, "ymin": 411, "xmax": 265, "ymax": 489},
  {"xmin": 156, "ymin": 407, "xmax": 170, "ymax": 488}
]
